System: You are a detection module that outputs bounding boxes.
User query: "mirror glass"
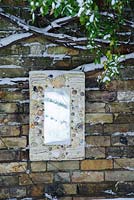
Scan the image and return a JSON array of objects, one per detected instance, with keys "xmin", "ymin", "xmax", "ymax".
[{"xmin": 44, "ymin": 88, "xmax": 70, "ymax": 145}]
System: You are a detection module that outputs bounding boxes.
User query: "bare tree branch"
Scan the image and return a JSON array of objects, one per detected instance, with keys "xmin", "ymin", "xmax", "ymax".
[{"xmin": 0, "ymin": 7, "xmax": 134, "ymax": 51}]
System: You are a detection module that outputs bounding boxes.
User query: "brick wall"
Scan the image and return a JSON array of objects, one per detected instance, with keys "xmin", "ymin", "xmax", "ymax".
[{"xmin": 0, "ymin": 3, "xmax": 134, "ymax": 200}]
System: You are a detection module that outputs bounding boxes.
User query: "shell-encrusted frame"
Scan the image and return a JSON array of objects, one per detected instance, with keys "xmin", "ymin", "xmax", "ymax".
[{"xmin": 29, "ymin": 71, "xmax": 85, "ymax": 160}]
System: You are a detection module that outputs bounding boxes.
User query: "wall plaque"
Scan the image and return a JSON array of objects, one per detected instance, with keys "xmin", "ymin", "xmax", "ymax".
[{"xmin": 29, "ymin": 71, "xmax": 85, "ymax": 160}]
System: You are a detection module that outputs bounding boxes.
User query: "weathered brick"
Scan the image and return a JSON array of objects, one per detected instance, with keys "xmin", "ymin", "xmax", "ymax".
[
  {"xmin": 0, "ymin": 102, "xmax": 29, "ymax": 114},
  {"xmin": 104, "ymin": 123, "xmax": 134, "ymax": 134},
  {"xmin": 0, "ymin": 136, "xmax": 26, "ymax": 149},
  {"xmin": 0, "ymin": 89, "xmax": 29, "ymax": 101},
  {"xmin": 114, "ymin": 158, "xmax": 134, "ymax": 169},
  {"xmin": 0, "ymin": 66, "xmax": 27, "ymax": 78},
  {"xmin": 107, "ymin": 80, "xmax": 134, "ymax": 91},
  {"xmin": 105, "ymin": 170, "xmax": 134, "ymax": 181},
  {"xmin": 106, "ymin": 146, "xmax": 134, "ymax": 158},
  {"xmin": 73, "ymin": 198, "xmax": 107, "ymax": 200},
  {"xmin": 19, "ymin": 173, "xmax": 53, "ymax": 185},
  {"xmin": 77, "ymin": 182, "xmax": 116, "ymax": 196},
  {"xmin": 85, "ymin": 102, "xmax": 105, "ymax": 113},
  {"xmin": 85, "ymin": 124, "xmax": 103, "ymax": 135},
  {"xmin": 0, "ymin": 188, "xmax": 9, "ymax": 199},
  {"xmin": 106, "ymin": 102, "xmax": 134, "ymax": 113},
  {"xmin": 86, "ymin": 136, "xmax": 110, "ymax": 147},
  {"xmin": 9, "ymin": 187, "xmax": 26, "ymax": 198},
  {"xmin": 21, "ymin": 124, "xmax": 29, "ymax": 135},
  {"xmin": 111, "ymin": 134, "xmax": 134, "ymax": 146},
  {"xmin": 0, "ymin": 150, "xmax": 20, "ymax": 161},
  {"xmin": 28, "ymin": 184, "xmax": 44, "ymax": 197},
  {"xmin": 47, "ymin": 161, "xmax": 79, "ymax": 171},
  {"xmin": 0, "ymin": 103, "xmax": 18, "ymax": 113},
  {"xmin": 20, "ymin": 149, "xmax": 29, "ymax": 161},
  {"xmin": 81, "ymin": 159, "xmax": 113, "ymax": 170},
  {"xmin": 0, "ymin": 125, "xmax": 20, "ymax": 136},
  {"xmin": 0, "ymin": 113, "xmax": 29, "ymax": 125},
  {"xmin": 72, "ymin": 171, "xmax": 104, "ymax": 182},
  {"xmin": 116, "ymin": 182, "xmax": 134, "ymax": 195},
  {"xmin": 47, "ymin": 45, "xmax": 79, "ymax": 56},
  {"xmin": 31, "ymin": 162, "xmax": 46, "ymax": 172},
  {"xmin": 114, "ymin": 113, "xmax": 134, "ymax": 123},
  {"xmin": 55, "ymin": 172, "xmax": 70, "ymax": 182},
  {"xmin": 86, "ymin": 113, "xmax": 113, "ymax": 124},
  {"xmin": 117, "ymin": 91, "xmax": 134, "ymax": 102},
  {"xmin": 63, "ymin": 184, "xmax": 77, "ymax": 195},
  {"xmin": 0, "ymin": 162, "xmax": 27, "ymax": 173},
  {"xmin": 86, "ymin": 147, "xmax": 105, "ymax": 159},
  {"xmin": 86, "ymin": 91, "xmax": 116, "ymax": 102},
  {"xmin": 120, "ymin": 66, "xmax": 134, "ymax": 80},
  {"xmin": 0, "ymin": 175, "xmax": 18, "ymax": 186}
]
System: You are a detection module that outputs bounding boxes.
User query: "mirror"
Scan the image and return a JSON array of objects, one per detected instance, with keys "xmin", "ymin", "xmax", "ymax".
[{"xmin": 44, "ymin": 88, "xmax": 70, "ymax": 145}]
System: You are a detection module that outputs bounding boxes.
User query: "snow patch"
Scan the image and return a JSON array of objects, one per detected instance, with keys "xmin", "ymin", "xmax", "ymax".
[
  {"xmin": 0, "ymin": 33, "xmax": 32, "ymax": 48},
  {"xmin": 0, "ymin": 65, "xmax": 22, "ymax": 69},
  {"xmin": 104, "ymin": 189, "xmax": 116, "ymax": 195},
  {"xmin": 112, "ymin": 132, "xmax": 134, "ymax": 136},
  {"xmin": 0, "ymin": 77, "xmax": 29, "ymax": 85}
]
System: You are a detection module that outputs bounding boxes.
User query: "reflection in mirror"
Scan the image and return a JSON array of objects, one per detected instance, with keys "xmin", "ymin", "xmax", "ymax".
[{"xmin": 44, "ymin": 88, "xmax": 70, "ymax": 145}]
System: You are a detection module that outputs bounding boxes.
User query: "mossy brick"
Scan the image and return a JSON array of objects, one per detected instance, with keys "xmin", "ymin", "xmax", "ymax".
[
  {"xmin": 47, "ymin": 161, "xmax": 79, "ymax": 171},
  {"xmin": 81, "ymin": 159, "xmax": 113, "ymax": 170},
  {"xmin": 106, "ymin": 146, "xmax": 134, "ymax": 158},
  {"xmin": 63, "ymin": 184, "xmax": 77, "ymax": 195},
  {"xmin": 0, "ymin": 175, "xmax": 18, "ymax": 186},
  {"xmin": 52, "ymin": 58, "xmax": 72, "ymax": 69},
  {"xmin": 0, "ymin": 136, "xmax": 27, "ymax": 149},
  {"xmin": 9, "ymin": 187, "xmax": 26, "ymax": 198},
  {"xmin": 85, "ymin": 102, "xmax": 105, "ymax": 113},
  {"xmin": 19, "ymin": 173, "xmax": 53, "ymax": 185},
  {"xmin": 0, "ymin": 150, "xmax": 20, "ymax": 161},
  {"xmin": 0, "ymin": 45, "xmax": 30, "ymax": 56},
  {"xmin": 104, "ymin": 123, "xmax": 134, "ymax": 134},
  {"xmin": 0, "ymin": 114, "xmax": 29, "ymax": 124},
  {"xmin": 114, "ymin": 113, "xmax": 134, "ymax": 123},
  {"xmin": 72, "ymin": 171, "xmax": 104, "ymax": 182},
  {"xmin": 21, "ymin": 57, "xmax": 53, "ymax": 68},
  {"xmin": 71, "ymin": 56, "xmax": 94, "ymax": 68},
  {"xmin": 54, "ymin": 172, "xmax": 70, "ymax": 182},
  {"xmin": 105, "ymin": 170, "xmax": 134, "ymax": 181},
  {"xmin": 0, "ymin": 17, "xmax": 20, "ymax": 31},
  {"xmin": 86, "ymin": 136, "xmax": 110, "ymax": 147},
  {"xmin": 47, "ymin": 45, "xmax": 79, "ymax": 55},
  {"xmin": 0, "ymin": 125, "xmax": 20, "ymax": 136},
  {"xmin": 0, "ymin": 162, "xmax": 27, "ymax": 173},
  {"xmin": 106, "ymin": 102, "xmax": 134, "ymax": 113},
  {"xmin": 86, "ymin": 147, "xmax": 105, "ymax": 159},
  {"xmin": 0, "ymin": 89, "xmax": 29, "ymax": 101},
  {"xmin": 0, "ymin": 56, "xmax": 22, "ymax": 66},
  {"xmin": 86, "ymin": 91, "xmax": 117, "ymax": 102},
  {"xmin": 117, "ymin": 91, "xmax": 134, "ymax": 102},
  {"xmin": 0, "ymin": 0, "xmax": 27, "ymax": 6},
  {"xmin": 114, "ymin": 158, "xmax": 134, "ymax": 169},
  {"xmin": 86, "ymin": 113, "xmax": 113, "ymax": 124},
  {"xmin": 31, "ymin": 162, "xmax": 47, "ymax": 172}
]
